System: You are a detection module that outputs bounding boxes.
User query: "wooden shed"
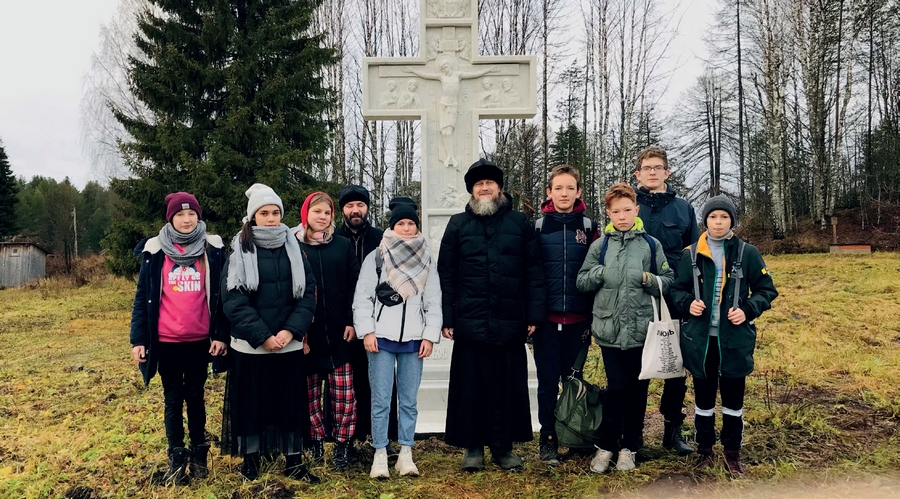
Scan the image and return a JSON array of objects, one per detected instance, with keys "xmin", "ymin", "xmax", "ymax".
[{"xmin": 0, "ymin": 242, "xmax": 51, "ymax": 288}]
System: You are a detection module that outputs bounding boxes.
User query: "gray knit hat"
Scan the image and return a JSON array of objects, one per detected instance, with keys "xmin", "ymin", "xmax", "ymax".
[
  {"xmin": 701, "ymin": 194, "xmax": 737, "ymax": 228},
  {"xmin": 244, "ymin": 183, "xmax": 284, "ymax": 223}
]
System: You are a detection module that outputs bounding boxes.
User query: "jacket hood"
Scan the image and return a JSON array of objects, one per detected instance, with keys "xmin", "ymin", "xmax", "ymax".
[
  {"xmin": 635, "ymin": 184, "xmax": 678, "ymax": 204},
  {"xmin": 540, "ymin": 198, "xmax": 587, "ymax": 214},
  {"xmin": 603, "ymin": 216, "xmax": 646, "ymax": 235}
]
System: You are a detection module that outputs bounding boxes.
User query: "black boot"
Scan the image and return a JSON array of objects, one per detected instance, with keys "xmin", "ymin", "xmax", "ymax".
[
  {"xmin": 490, "ymin": 448, "xmax": 523, "ymax": 471},
  {"xmin": 285, "ymin": 454, "xmax": 321, "ymax": 483},
  {"xmin": 240, "ymin": 452, "xmax": 260, "ymax": 480},
  {"xmin": 163, "ymin": 447, "xmax": 189, "ymax": 484},
  {"xmin": 539, "ymin": 434, "xmax": 559, "ymax": 465},
  {"xmin": 308, "ymin": 439, "xmax": 324, "ymax": 465},
  {"xmin": 188, "ymin": 443, "xmax": 209, "ymax": 478},
  {"xmin": 663, "ymin": 420, "xmax": 695, "ymax": 455},
  {"xmin": 460, "ymin": 447, "xmax": 485, "ymax": 472},
  {"xmin": 332, "ymin": 441, "xmax": 350, "ymax": 472}
]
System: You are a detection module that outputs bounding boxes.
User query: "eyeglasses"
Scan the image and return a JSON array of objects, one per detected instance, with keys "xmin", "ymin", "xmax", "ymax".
[{"xmin": 639, "ymin": 166, "xmax": 667, "ymax": 172}]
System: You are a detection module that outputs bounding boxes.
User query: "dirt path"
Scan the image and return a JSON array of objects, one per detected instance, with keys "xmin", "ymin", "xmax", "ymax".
[{"xmin": 602, "ymin": 473, "xmax": 900, "ymax": 499}]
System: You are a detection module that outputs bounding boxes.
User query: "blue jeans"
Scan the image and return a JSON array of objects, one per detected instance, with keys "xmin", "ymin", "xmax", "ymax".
[{"xmin": 367, "ymin": 349, "xmax": 423, "ymax": 449}]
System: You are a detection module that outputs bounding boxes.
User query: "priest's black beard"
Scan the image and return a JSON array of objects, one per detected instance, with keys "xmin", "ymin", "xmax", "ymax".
[{"xmin": 468, "ymin": 192, "xmax": 507, "ymax": 216}]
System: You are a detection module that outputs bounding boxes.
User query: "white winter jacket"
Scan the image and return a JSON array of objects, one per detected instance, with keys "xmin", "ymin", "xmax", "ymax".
[{"xmin": 352, "ymin": 248, "xmax": 442, "ymax": 344}]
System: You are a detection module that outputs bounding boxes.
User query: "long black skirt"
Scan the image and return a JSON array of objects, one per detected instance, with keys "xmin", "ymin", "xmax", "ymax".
[
  {"xmin": 221, "ymin": 349, "xmax": 309, "ymax": 456},
  {"xmin": 444, "ymin": 340, "xmax": 533, "ymax": 450}
]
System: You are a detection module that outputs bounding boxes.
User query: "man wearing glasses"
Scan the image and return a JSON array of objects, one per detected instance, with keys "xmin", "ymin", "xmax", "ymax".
[{"xmin": 633, "ymin": 146, "xmax": 700, "ymax": 456}]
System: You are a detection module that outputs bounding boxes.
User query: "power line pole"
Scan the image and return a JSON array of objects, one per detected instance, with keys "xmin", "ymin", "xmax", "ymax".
[{"xmin": 72, "ymin": 206, "xmax": 78, "ymax": 259}]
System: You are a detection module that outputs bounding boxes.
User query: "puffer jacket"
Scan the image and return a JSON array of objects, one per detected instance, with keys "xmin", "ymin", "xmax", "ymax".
[
  {"xmin": 222, "ymin": 244, "xmax": 317, "ymax": 350},
  {"xmin": 300, "ymin": 235, "xmax": 361, "ymax": 372},
  {"xmin": 535, "ymin": 198, "xmax": 598, "ymax": 316},
  {"xmin": 670, "ymin": 232, "xmax": 778, "ymax": 378},
  {"xmin": 437, "ymin": 197, "xmax": 545, "ymax": 345},
  {"xmin": 576, "ymin": 218, "xmax": 674, "ymax": 350},
  {"xmin": 352, "ymin": 248, "xmax": 442, "ymax": 344},
  {"xmin": 130, "ymin": 234, "xmax": 229, "ymax": 385},
  {"xmin": 635, "ymin": 185, "xmax": 699, "ymax": 276}
]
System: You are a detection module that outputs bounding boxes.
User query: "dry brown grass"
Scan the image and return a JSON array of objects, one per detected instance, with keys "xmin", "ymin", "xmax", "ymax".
[{"xmin": 0, "ymin": 254, "xmax": 898, "ymax": 498}]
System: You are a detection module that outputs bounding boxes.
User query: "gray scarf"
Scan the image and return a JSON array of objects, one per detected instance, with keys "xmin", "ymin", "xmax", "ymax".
[
  {"xmin": 226, "ymin": 224, "xmax": 306, "ymax": 299},
  {"xmin": 158, "ymin": 221, "xmax": 207, "ymax": 267}
]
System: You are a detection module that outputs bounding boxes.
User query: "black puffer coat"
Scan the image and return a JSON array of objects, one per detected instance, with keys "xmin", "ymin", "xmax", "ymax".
[
  {"xmin": 300, "ymin": 235, "xmax": 361, "ymax": 372},
  {"xmin": 438, "ymin": 197, "xmax": 545, "ymax": 345},
  {"xmin": 635, "ymin": 185, "xmax": 699, "ymax": 277},
  {"xmin": 222, "ymin": 245, "xmax": 317, "ymax": 349}
]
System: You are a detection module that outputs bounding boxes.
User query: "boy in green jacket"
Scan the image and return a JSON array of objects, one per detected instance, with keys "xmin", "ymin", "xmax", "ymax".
[
  {"xmin": 576, "ymin": 183, "xmax": 674, "ymax": 473},
  {"xmin": 670, "ymin": 195, "xmax": 778, "ymax": 476}
]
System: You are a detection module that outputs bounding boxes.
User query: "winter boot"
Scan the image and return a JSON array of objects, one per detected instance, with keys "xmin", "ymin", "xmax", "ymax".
[
  {"xmin": 663, "ymin": 420, "xmax": 695, "ymax": 455},
  {"xmin": 724, "ymin": 450, "xmax": 746, "ymax": 477},
  {"xmin": 240, "ymin": 452, "xmax": 260, "ymax": 480},
  {"xmin": 460, "ymin": 447, "xmax": 485, "ymax": 472},
  {"xmin": 188, "ymin": 443, "xmax": 209, "ymax": 478},
  {"xmin": 308, "ymin": 439, "xmax": 325, "ymax": 465},
  {"xmin": 163, "ymin": 447, "xmax": 189, "ymax": 484},
  {"xmin": 395, "ymin": 445, "xmax": 419, "ymax": 476},
  {"xmin": 285, "ymin": 453, "xmax": 320, "ymax": 483},
  {"xmin": 332, "ymin": 441, "xmax": 351, "ymax": 472},
  {"xmin": 695, "ymin": 447, "xmax": 715, "ymax": 470},
  {"xmin": 370, "ymin": 447, "xmax": 390, "ymax": 479},
  {"xmin": 539, "ymin": 434, "xmax": 560, "ymax": 465},
  {"xmin": 490, "ymin": 448, "xmax": 523, "ymax": 471}
]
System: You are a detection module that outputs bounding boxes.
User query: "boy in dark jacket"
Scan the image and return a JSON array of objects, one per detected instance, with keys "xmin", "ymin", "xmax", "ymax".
[
  {"xmin": 532, "ymin": 165, "xmax": 597, "ymax": 464},
  {"xmin": 633, "ymin": 146, "xmax": 699, "ymax": 455},
  {"xmin": 670, "ymin": 195, "xmax": 778, "ymax": 476}
]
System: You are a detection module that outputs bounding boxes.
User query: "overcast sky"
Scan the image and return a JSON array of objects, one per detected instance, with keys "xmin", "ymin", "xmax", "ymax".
[{"xmin": 0, "ymin": 0, "xmax": 713, "ymax": 190}]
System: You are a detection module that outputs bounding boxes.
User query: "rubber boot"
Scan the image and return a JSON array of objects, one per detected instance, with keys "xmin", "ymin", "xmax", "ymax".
[
  {"xmin": 163, "ymin": 447, "xmax": 189, "ymax": 484},
  {"xmin": 490, "ymin": 447, "xmax": 523, "ymax": 471},
  {"xmin": 188, "ymin": 443, "xmax": 209, "ymax": 478}
]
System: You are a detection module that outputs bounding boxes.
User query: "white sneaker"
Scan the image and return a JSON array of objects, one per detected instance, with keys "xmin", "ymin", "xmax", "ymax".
[
  {"xmin": 370, "ymin": 448, "xmax": 390, "ymax": 479},
  {"xmin": 395, "ymin": 445, "xmax": 419, "ymax": 476},
  {"xmin": 616, "ymin": 448, "xmax": 636, "ymax": 471},
  {"xmin": 590, "ymin": 447, "xmax": 613, "ymax": 473}
]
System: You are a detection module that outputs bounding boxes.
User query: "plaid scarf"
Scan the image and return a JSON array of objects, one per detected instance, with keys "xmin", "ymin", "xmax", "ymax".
[{"xmin": 379, "ymin": 229, "xmax": 430, "ymax": 301}]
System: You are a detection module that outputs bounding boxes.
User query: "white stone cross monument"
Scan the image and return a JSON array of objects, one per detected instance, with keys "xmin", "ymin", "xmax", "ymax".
[{"xmin": 363, "ymin": 0, "xmax": 539, "ymax": 433}]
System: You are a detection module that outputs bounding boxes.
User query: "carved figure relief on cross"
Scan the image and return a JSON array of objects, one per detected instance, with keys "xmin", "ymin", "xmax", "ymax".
[{"xmin": 362, "ymin": 0, "xmax": 536, "ymax": 254}]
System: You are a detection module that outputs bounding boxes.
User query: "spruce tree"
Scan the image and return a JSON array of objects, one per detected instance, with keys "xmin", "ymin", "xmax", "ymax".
[
  {"xmin": 0, "ymin": 141, "xmax": 18, "ymax": 240},
  {"xmin": 105, "ymin": 0, "xmax": 337, "ymax": 275}
]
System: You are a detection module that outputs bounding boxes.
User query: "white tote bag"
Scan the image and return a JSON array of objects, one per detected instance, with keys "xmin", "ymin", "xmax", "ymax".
[{"xmin": 639, "ymin": 276, "xmax": 685, "ymax": 380}]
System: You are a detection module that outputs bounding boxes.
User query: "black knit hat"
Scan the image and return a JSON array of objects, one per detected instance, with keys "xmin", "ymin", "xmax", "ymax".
[
  {"xmin": 338, "ymin": 184, "xmax": 371, "ymax": 209},
  {"xmin": 388, "ymin": 197, "xmax": 419, "ymax": 230},
  {"xmin": 464, "ymin": 159, "xmax": 504, "ymax": 193},
  {"xmin": 701, "ymin": 194, "xmax": 737, "ymax": 229}
]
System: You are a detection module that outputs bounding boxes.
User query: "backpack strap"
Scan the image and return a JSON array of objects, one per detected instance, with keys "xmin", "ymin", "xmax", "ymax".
[
  {"xmin": 597, "ymin": 234, "xmax": 610, "ymax": 265},
  {"xmin": 534, "ymin": 217, "xmax": 544, "ymax": 233},
  {"xmin": 731, "ymin": 239, "xmax": 746, "ymax": 311},
  {"xmin": 641, "ymin": 233, "xmax": 658, "ymax": 275},
  {"xmin": 691, "ymin": 242, "xmax": 701, "ymax": 301},
  {"xmin": 570, "ymin": 342, "xmax": 590, "ymax": 375},
  {"xmin": 374, "ymin": 247, "xmax": 384, "ymax": 280}
]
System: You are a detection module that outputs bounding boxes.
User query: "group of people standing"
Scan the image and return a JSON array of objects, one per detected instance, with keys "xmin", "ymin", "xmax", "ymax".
[{"xmin": 129, "ymin": 146, "xmax": 777, "ymax": 486}]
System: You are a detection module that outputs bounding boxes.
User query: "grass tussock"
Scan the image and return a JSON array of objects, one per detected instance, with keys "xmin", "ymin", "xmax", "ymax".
[{"xmin": 1, "ymin": 254, "xmax": 899, "ymax": 498}]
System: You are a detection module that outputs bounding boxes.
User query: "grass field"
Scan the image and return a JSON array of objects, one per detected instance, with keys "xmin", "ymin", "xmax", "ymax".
[{"xmin": 1, "ymin": 253, "xmax": 899, "ymax": 498}]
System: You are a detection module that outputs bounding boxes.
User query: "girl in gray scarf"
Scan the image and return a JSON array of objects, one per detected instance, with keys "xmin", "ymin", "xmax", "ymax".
[{"xmin": 220, "ymin": 184, "xmax": 319, "ymax": 483}]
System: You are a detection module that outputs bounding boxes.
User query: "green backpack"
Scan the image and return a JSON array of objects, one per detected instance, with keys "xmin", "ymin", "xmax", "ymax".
[{"xmin": 554, "ymin": 344, "xmax": 605, "ymax": 449}]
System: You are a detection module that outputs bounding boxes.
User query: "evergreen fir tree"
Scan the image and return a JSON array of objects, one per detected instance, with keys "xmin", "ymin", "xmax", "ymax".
[
  {"xmin": 0, "ymin": 141, "xmax": 18, "ymax": 240},
  {"xmin": 105, "ymin": 0, "xmax": 337, "ymax": 275}
]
